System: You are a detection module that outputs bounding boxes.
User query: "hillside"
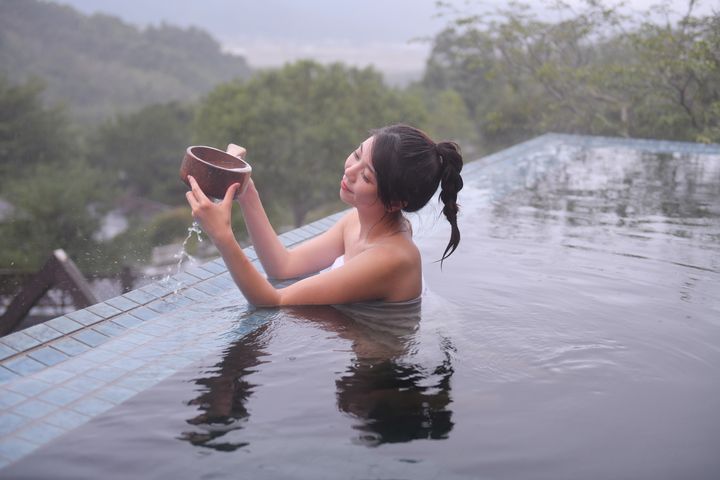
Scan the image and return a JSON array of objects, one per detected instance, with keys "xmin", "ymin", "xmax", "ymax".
[{"xmin": 0, "ymin": 0, "xmax": 252, "ymax": 123}]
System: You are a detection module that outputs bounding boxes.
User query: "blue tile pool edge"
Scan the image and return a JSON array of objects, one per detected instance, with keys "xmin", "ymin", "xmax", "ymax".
[
  {"xmin": 0, "ymin": 219, "xmax": 336, "ymax": 467},
  {"xmin": 0, "ymin": 133, "xmax": 718, "ymax": 468},
  {"xmin": 0, "ymin": 208, "xmax": 354, "ymax": 466}
]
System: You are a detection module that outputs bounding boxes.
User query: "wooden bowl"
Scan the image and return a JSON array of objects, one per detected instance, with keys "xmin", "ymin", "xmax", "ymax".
[{"xmin": 180, "ymin": 146, "xmax": 252, "ymax": 199}]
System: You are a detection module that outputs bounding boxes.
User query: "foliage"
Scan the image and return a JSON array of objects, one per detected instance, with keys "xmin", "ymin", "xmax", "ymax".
[
  {"xmin": 0, "ymin": 75, "xmax": 76, "ymax": 177},
  {"xmin": 412, "ymin": 87, "xmax": 481, "ymax": 156},
  {"xmin": 194, "ymin": 60, "xmax": 428, "ymax": 226},
  {"xmin": 0, "ymin": 159, "xmax": 113, "ymax": 271},
  {"xmin": 3, "ymin": 0, "xmax": 718, "ymax": 283},
  {"xmin": 87, "ymin": 102, "xmax": 195, "ymax": 205},
  {"xmin": 628, "ymin": 6, "xmax": 720, "ymax": 142},
  {"xmin": 0, "ymin": 0, "xmax": 252, "ymax": 124},
  {"xmin": 424, "ymin": 0, "xmax": 720, "ymax": 149}
]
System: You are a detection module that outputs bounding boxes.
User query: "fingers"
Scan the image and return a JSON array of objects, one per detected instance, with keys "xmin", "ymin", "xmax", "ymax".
[
  {"xmin": 188, "ymin": 175, "xmax": 199, "ymax": 192},
  {"xmin": 226, "ymin": 143, "xmax": 247, "ymax": 159},
  {"xmin": 187, "ymin": 175, "xmax": 238, "ymax": 211},
  {"xmin": 186, "ymin": 176, "xmax": 211, "ymax": 218},
  {"xmin": 185, "ymin": 191, "xmax": 199, "ymax": 209},
  {"xmin": 235, "ymin": 178, "xmax": 256, "ymax": 205},
  {"xmin": 223, "ymin": 183, "xmax": 240, "ymax": 204},
  {"xmin": 187, "ymin": 176, "xmax": 209, "ymax": 202}
]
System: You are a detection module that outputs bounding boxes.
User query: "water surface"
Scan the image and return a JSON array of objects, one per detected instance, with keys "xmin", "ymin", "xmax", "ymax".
[{"xmin": 6, "ymin": 141, "xmax": 720, "ymax": 479}]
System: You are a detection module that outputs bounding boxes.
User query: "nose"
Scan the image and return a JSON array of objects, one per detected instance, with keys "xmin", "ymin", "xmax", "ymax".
[{"xmin": 344, "ymin": 160, "xmax": 361, "ymax": 180}]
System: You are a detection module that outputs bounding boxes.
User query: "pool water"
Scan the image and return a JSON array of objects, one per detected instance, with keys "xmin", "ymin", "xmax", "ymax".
[{"xmin": 5, "ymin": 137, "xmax": 720, "ymax": 479}]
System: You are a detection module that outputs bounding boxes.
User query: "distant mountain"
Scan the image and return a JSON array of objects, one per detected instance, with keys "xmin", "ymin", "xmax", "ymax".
[{"xmin": 0, "ymin": 0, "xmax": 252, "ymax": 123}]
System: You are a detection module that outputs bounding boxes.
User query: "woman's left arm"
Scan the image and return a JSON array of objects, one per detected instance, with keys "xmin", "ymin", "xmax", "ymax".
[
  {"xmin": 275, "ymin": 247, "xmax": 411, "ymax": 305},
  {"xmin": 187, "ymin": 175, "xmax": 413, "ymax": 306}
]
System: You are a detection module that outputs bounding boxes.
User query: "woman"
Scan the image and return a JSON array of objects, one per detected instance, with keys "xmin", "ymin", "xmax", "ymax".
[{"xmin": 185, "ymin": 124, "xmax": 463, "ymax": 307}]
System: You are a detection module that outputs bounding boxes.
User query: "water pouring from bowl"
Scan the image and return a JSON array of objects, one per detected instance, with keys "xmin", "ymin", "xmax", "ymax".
[{"xmin": 172, "ymin": 143, "xmax": 252, "ymax": 284}]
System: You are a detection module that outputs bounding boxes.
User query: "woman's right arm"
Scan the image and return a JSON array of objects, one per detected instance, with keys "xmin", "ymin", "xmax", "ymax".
[
  {"xmin": 226, "ymin": 143, "xmax": 346, "ymax": 279},
  {"xmin": 237, "ymin": 179, "xmax": 347, "ymax": 280}
]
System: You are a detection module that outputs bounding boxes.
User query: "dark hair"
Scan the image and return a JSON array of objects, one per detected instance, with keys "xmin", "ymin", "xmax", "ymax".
[{"xmin": 370, "ymin": 124, "xmax": 464, "ymax": 265}]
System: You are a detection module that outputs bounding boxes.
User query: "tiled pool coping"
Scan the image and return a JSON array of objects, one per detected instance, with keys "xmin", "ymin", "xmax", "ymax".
[{"xmin": 1, "ymin": 133, "xmax": 719, "ymax": 468}]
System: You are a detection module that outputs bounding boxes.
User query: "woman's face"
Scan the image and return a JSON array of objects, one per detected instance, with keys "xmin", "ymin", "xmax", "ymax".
[{"xmin": 340, "ymin": 136, "xmax": 381, "ymax": 209}]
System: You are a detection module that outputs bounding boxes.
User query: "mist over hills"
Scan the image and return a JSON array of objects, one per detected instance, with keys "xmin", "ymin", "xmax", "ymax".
[
  {"xmin": 49, "ymin": 0, "xmax": 452, "ymax": 82},
  {"xmin": 0, "ymin": 0, "xmax": 252, "ymax": 123}
]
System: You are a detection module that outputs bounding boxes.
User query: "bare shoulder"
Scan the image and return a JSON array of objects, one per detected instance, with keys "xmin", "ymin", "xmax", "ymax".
[
  {"xmin": 349, "ymin": 239, "xmax": 421, "ymax": 302},
  {"xmin": 351, "ymin": 237, "xmax": 420, "ymax": 285},
  {"xmin": 278, "ymin": 236, "xmax": 421, "ymax": 305},
  {"xmin": 372, "ymin": 238, "xmax": 419, "ymax": 265}
]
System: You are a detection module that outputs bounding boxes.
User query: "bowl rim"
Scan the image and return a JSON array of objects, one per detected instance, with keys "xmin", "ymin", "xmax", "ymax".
[{"xmin": 186, "ymin": 145, "xmax": 252, "ymax": 173}]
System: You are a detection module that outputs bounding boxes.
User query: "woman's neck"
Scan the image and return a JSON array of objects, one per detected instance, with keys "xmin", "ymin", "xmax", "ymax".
[{"xmin": 355, "ymin": 206, "xmax": 404, "ymax": 243}]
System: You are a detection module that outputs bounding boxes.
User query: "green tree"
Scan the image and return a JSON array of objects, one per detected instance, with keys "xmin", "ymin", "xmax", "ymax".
[
  {"xmin": 87, "ymin": 102, "xmax": 195, "ymax": 205},
  {"xmin": 194, "ymin": 60, "xmax": 428, "ymax": 227},
  {"xmin": 414, "ymin": 87, "xmax": 480, "ymax": 155},
  {"xmin": 629, "ymin": 3, "xmax": 720, "ymax": 142},
  {"xmin": 0, "ymin": 0, "xmax": 251, "ymax": 124},
  {"xmin": 0, "ymin": 76, "xmax": 76, "ymax": 177},
  {"xmin": 0, "ymin": 160, "xmax": 112, "ymax": 271},
  {"xmin": 422, "ymin": 26, "xmax": 510, "ymax": 151},
  {"xmin": 425, "ymin": 0, "xmax": 720, "ymax": 147},
  {"xmin": 0, "ymin": 76, "xmax": 116, "ymax": 272}
]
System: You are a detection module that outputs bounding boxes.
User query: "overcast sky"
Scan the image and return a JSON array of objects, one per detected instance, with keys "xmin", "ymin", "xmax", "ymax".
[{"xmin": 52, "ymin": 0, "xmax": 712, "ymax": 81}]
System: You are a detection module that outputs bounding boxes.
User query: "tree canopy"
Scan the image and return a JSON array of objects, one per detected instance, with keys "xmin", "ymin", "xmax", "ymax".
[
  {"xmin": 0, "ymin": 0, "xmax": 252, "ymax": 124},
  {"xmin": 87, "ymin": 102, "xmax": 195, "ymax": 205},
  {"xmin": 423, "ymin": 0, "xmax": 720, "ymax": 151},
  {"xmin": 1, "ymin": 0, "xmax": 718, "ymax": 280},
  {"xmin": 0, "ymin": 76, "xmax": 76, "ymax": 178},
  {"xmin": 194, "ymin": 60, "xmax": 428, "ymax": 226},
  {"xmin": 0, "ymin": 159, "xmax": 111, "ymax": 271}
]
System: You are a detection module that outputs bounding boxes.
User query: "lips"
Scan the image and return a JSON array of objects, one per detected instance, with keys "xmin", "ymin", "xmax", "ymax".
[{"xmin": 341, "ymin": 179, "xmax": 352, "ymax": 193}]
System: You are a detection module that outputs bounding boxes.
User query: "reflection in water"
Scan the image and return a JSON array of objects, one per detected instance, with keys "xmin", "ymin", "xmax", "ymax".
[
  {"xmin": 179, "ymin": 325, "xmax": 271, "ymax": 451},
  {"xmin": 502, "ymin": 149, "xmax": 719, "ymax": 222},
  {"xmin": 178, "ymin": 301, "xmax": 455, "ymax": 451},
  {"xmin": 336, "ymin": 351, "xmax": 454, "ymax": 446},
  {"xmin": 332, "ymin": 301, "xmax": 454, "ymax": 446},
  {"xmin": 486, "ymin": 149, "xmax": 720, "ymax": 268}
]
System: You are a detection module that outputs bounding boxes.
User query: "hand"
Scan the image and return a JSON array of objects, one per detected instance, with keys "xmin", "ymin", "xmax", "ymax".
[
  {"xmin": 226, "ymin": 143, "xmax": 246, "ymax": 159},
  {"xmin": 226, "ymin": 143, "xmax": 256, "ymax": 205},
  {"xmin": 185, "ymin": 175, "xmax": 240, "ymax": 244}
]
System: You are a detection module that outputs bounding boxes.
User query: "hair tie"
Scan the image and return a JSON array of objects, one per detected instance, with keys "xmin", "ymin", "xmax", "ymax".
[{"xmin": 436, "ymin": 143, "xmax": 444, "ymax": 167}]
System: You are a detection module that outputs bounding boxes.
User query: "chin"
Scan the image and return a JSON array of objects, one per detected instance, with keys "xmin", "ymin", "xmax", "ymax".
[{"xmin": 339, "ymin": 189, "xmax": 351, "ymax": 205}]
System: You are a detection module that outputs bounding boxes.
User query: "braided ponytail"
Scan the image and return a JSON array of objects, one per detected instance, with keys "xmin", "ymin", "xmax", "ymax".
[
  {"xmin": 437, "ymin": 141, "xmax": 463, "ymax": 265},
  {"xmin": 370, "ymin": 124, "xmax": 464, "ymax": 267}
]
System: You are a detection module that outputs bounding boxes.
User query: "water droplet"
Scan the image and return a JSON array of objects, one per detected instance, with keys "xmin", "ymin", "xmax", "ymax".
[{"xmin": 164, "ymin": 220, "xmax": 205, "ymax": 294}]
